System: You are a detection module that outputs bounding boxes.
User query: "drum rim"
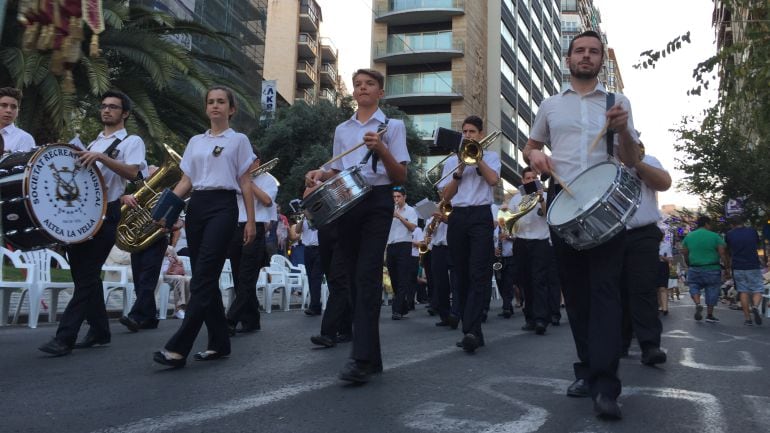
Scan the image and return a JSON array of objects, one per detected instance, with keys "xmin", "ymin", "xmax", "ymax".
[
  {"xmin": 546, "ymin": 160, "xmax": 623, "ymax": 227},
  {"xmin": 21, "ymin": 143, "xmax": 108, "ymax": 245},
  {"xmin": 301, "ymin": 165, "xmax": 366, "ymax": 206}
]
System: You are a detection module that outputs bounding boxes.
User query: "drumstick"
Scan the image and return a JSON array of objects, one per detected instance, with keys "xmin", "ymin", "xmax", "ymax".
[
  {"xmin": 320, "ymin": 128, "xmax": 388, "ymax": 169},
  {"xmin": 588, "ymin": 120, "xmax": 610, "ymax": 155},
  {"xmin": 550, "ymin": 170, "xmax": 574, "ymax": 197}
]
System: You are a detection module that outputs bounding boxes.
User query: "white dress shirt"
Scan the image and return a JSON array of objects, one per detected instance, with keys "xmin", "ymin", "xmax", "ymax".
[
  {"xmin": 87, "ymin": 128, "xmax": 146, "ymax": 202},
  {"xmin": 626, "ymin": 155, "xmax": 666, "ymax": 229},
  {"xmin": 300, "ymin": 219, "xmax": 319, "ymax": 246},
  {"xmin": 330, "ymin": 109, "xmax": 410, "ymax": 186},
  {"xmin": 509, "ymin": 192, "xmax": 549, "ymax": 240},
  {"xmin": 1, "ymin": 124, "xmax": 35, "ymax": 152},
  {"xmin": 237, "ymin": 172, "xmax": 279, "ymax": 223},
  {"xmin": 180, "ymin": 128, "xmax": 254, "ymax": 191},
  {"xmin": 530, "ymin": 82, "xmax": 640, "ymax": 185},
  {"xmin": 430, "ymin": 217, "xmax": 448, "ymax": 247},
  {"xmin": 388, "ymin": 204, "xmax": 418, "ymax": 244},
  {"xmin": 437, "ymin": 151, "xmax": 501, "ymax": 207},
  {"xmin": 411, "ymin": 227, "xmax": 423, "ymax": 257},
  {"xmin": 494, "ymin": 226, "xmax": 514, "ymax": 257}
]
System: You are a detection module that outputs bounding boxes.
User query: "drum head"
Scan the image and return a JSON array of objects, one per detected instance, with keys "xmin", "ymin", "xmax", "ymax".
[
  {"xmin": 547, "ymin": 162, "xmax": 618, "ymax": 226},
  {"xmin": 23, "ymin": 144, "xmax": 107, "ymax": 244}
]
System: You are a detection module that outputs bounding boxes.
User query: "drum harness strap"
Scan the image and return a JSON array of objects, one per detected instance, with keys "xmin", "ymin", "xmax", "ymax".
[
  {"xmin": 365, "ymin": 118, "xmax": 389, "ymax": 173},
  {"xmin": 606, "ymin": 92, "xmax": 615, "ymax": 158},
  {"xmin": 90, "ymin": 136, "xmax": 145, "ymax": 184}
]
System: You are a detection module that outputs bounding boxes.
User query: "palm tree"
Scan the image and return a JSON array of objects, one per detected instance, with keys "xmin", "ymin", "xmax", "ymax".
[{"xmin": 0, "ymin": 0, "xmax": 257, "ymax": 150}]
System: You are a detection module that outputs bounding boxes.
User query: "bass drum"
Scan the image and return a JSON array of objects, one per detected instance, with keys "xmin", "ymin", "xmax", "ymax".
[{"xmin": 0, "ymin": 144, "xmax": 107, "ymax": 250}]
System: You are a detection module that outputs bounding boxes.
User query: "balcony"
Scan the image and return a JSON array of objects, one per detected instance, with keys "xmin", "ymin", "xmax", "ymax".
[
  {"xmin": 319, "ymin": 88, "xmax": 337, "ymax": 104},
  {"xmin": 374, "ymin": 33, "xmax": 463, "ymax": 66},
  {"xmin": 295, "ymin": 87, "xmax": 316, "ymax": 105},
  {"xmin": 409, "ymin": 112, "xmax": 452, "ymax": 140},
  {"xmin": 374, "ymin": 0, "xmax": 464, "ymax": 25},
  {"xmin": 320, "ymin": 63, "xmax": 337, "ymax": 86},
  {"xmin": 299, "ymin": 2, "xmax": 319, "ymax": 33},
  {"xmin": 383, "ymin": 72, "xmax": 463, "ymax": 106},
  {"xmin": 296, "ymin": 60, "xmax": 317, "ymax": 85},
  {"xmin": 320, "ymin": 37, "xmax": 338, "ymax": 62},
  {"xmin": 298, "ymin": 33, "xmax": 318, "ymax": 58}
]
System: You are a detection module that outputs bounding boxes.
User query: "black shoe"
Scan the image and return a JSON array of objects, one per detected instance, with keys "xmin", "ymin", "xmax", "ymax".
[
  {"xmin": 227, "ymin": 324, "xmax": 237, "ymax": 337},
  {"xmin": 426, "ymin": 307, "xmax": 437, "ymax": 316},
  {"xmin": 310, "ymin": 334, "xmax": 337, "ymax": 348},
  {"xmin": 705, "ymin": 315, "xmax": 720, "ymax": 323},
  {"xmin": 551, "ymin": 320, "xmax": 561, "ymax": 326},
  {"xmin": 481, "ymin": 312, "xmax": 488, "ymax": 323},
  {"xmin": 535, "ymin": 322, "xmax": 547, "ymax": 335},
  {"xmin": 119, "ymin": 315, "xmax": 140, "ymax": 333},
  {"xmin": 138, "ymin": 319, "xmax": 159, "ymax": 330},
  {"xmin": 73, "ymin": 333, "xmax": 111, "ymax": 349},
  {"xmin": 193, "ymin": 350, "xmax": 229, "ymax": 361},
  {"xmin": 694, "ymin": 304, "xmax": 703, "ymax": 321},
  {"xmin": 435, "ymin": 320, "xmax": 450, "ymax": 327},
  {"xmin": 521, "ymin": 322, "xmax": 536, "ymax": 331},
  {"xmin": 38, "ymin": 338, "xmax": 72, "ymax": 356},
  {"xmin": 339, "ymin": 360, "xmax": 377, "ymax": 383},
  {"xmin": 498, "ymin": 309, "xmax": 513, "ymax": 319},
  {"xmin": 335, "ymin": 333, "xmax": 352, "ymax": 343},
  {"xmin": 446, "ymin": 315, "xmax": 459, "ymax": 330},
  {"xmin": 304, "ymin": 308, "xmax": 321, "ymax": 316},
  {"xmin": 567, "ymin": 379, "xmax": 590, "ymax": 398},
  {"xmin": 153, "ymin": 351, "xmax": 186, "ymax": 368},
  {"xmin": 391, "ymin": 313, "xmax": 402, "ymax": 320},
  {"xmin": 236, "ymin": 324, "xmax": 260, "ymax": 333},
  {"xmin": 461, "ymin": 333, "xmax": 479, "ymax": 353},
  {"xmin": 641, "ymin": 347, "xmax": 667, "ymax": 366},
  {"xmin": 594, "ymin": 394, "xmax": 622, "ymax": 420},
  {"xmin": 752, "ymin": 306, "xmax": 762, "ymax": 325},
  {"xmin": 455, "ymin": 340, "xmax": 463, "ymax": 348}
]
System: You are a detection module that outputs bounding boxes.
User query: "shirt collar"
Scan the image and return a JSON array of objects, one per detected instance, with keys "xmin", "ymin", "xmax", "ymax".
[
  {"xmin": 97, "ymin": 128, "xmax": 128, "ymax": 140},
  {"xmin": 561, "ymin": 80, "xmax": 607, "ymax": 96},
  {"xmin": 347, "ymin": 108, "xmax": 386, "ymax": 126},
  {"xmin": 204, "ymin": 128, "xmax": 235, "ymax": 138},
  {"xmin": 1, "ymin": 123, "xmax": 18, "ymax": 135}
]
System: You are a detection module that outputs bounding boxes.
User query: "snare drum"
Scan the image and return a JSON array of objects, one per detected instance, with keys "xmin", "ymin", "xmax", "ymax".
[
  {"xmin": 0, "ymin": 144, "xmax": 107, "ymax": 250},
  {"xmin": 301, "ymin": 165, "xmax": 371, "ymax": 228},
  {"xmin": 547, "ymin": 161, "xmax": 641, "ymax": 250}
]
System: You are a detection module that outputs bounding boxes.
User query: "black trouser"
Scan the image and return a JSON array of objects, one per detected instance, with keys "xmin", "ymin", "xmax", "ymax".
[
  {"xmin": 419, "ymin": 250, "xmax": 432, "ymax": 303},
  {"xmin": 406, "ymin": 255, "xmax": 419, "ymax": 310},
  {"xmin": 227, "ymin": 222, "xmax": 266, "ymax": 328},
  {"xmin": 319, "ymin": 222, "xmax": 352, "ymax": 337},
  {"xmin": 165, "ymin": 190, "xmax": 236, "ymax": 357},
  {"xmin": 547, "ymin": 252, "xmax": 562, "ymax": 321},
  {"xmin": 514, "ymin": 238, "xmax": 553, "ymax": 326},
  {"xmin": 128, "ymin": 235, "xmax": 169, "ymax": 323},
  {"xmin": 386, "ymin": 242, "xmax": 412, "ymax": 315},
  {"xmin": 447, "ymin": 205, "xmax": 494, "ymax": 340},
  {"xmin": 55, "ymin": 200, "xmax": 121, "ymax": 346},
  {"xmin": 304, "ymin": 245, "xmax": 323, "ymax": 313},
  {"xmin": 328, "ymin": 186, "xmax": 392, "ymax": 366},
  {"xmin": 494, "ymin": 256, "xmax": 516, "ymax": 311},
  {"xmin": 621, "ymin": 224, "xmax": 664, "ymax": 352},
  {"xmin": 430, "ymin": 245, "xmax": 451, "ymax": 320}
]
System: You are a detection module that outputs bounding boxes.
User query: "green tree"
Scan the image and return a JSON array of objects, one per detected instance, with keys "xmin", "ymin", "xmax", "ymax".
[
  {"xmin": 1, "ymin": 0, "xmax": 255, "ymax": 159},
  {"xmin": 251, "ymin": 99, "xmax": 432, "ymax": 210}
]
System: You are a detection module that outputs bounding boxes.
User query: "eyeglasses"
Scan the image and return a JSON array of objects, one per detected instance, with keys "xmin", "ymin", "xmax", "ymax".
[
  {"xmin": 392, "ymin": 186, "xmax": 404, "ymax": 192},
  {"xmin": 99, "ymin": 104, "xmax": 123, "ymax": 111}
]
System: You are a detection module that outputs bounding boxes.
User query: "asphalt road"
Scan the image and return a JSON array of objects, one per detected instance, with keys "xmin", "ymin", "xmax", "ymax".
[{"xmin": 2, "ymin": 298, "xmax": 769, "ymax": 433}]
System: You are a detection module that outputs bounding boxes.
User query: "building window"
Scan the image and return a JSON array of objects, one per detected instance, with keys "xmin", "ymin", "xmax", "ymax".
[
  {"xmin": 503, "ymin": 0, "xmax": 515, "ymax": 13},
  {"xmin": 517, "ymin": 113, "xmax": 530, "ymax": 137},
  {"xmin": 518, "ymin": 12, "xmax": 530, "ymax": 39},
  {"xmin": 501, "ymin": 21, "xmax": 515, "ymax": 49},
  {"xmin": 386, "ymin": 71, "xmax": 453, "ymax": 95},
  {"xmin": 388, "ymin": 31, "xmax": 453, "ymax": 53},
  {"xmin": 517, "ymin": 78, "xmax": 531, "ymax": 104},
  {"xmin": 531, "ymin": 72, "xmax": 542, "ymax": 93},
  {"xmin": 516, "ymin": 45, "xmax": 530, "ymax": 72},
  {"xmin": 561, "ymin": 0, "xmax": 577, "ymax": 12},
  {"xmin": 501, "ymin": 94, "xmax": 516, "ymax": 121},
  {"xmin": 531, "ymin": 41, "xmax": 542, "ymax": 61},
  {"xmin": 410, "ymin": 113, "xmax": 451, "ymax": 139},
  {"xmin": 502, "ymin": 57, "xmax": 516, "ymax": 85},
  {"xmin": 532, "ymin": 8, "xmax": 542, "ymax": 30}
]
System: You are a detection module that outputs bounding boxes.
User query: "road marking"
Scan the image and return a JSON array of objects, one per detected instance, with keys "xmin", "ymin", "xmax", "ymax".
[
  {"xmin": 743, "ymin": 395, "xmax": 770, "ymax": 431},
  {"xmin": 90, "ymin": 330, "xmax": 527, "ymax": 433},
  {"xmin": 662, "ymin": 329, "xmax": 703, "ymax": 342},
  {"xmin": 680, "ymin": 347, "xmax": 762, "ymax": 372}
]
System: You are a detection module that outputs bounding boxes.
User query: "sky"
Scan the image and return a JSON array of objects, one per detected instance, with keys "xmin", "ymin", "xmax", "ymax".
[{"xmin": 315, "ymin": 0, "xmax": 716, "ymax": 209}]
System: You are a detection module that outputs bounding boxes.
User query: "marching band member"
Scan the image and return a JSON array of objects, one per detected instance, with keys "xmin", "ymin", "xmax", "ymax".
[
  {"xmin": 298, "ymin": 217, "xmax": 323, "ymax": 317},
  {"xmin": 39, "ymin": 90, "xmax": 146, "ymax": 356},
  {"xmin": 227, "ymin": 154, "xmax": 278, "ymax": 334},
  {"xmin": 305, "ymin": 68, "xmax": 409, "ymax": 383},
  {"xmin": 153, "ymin": 86, "xmax": 256, "ymax": 368},
  {"xmin": 524, "ymin": 30, "xmax": 641, "ymax": 419},
  {"xmin": 387, "ymin": 186, "xmax": 418, "ymax": 320},
  {"xmin": 427, "ymin": 206, "xmax": 453, "ymax": 327},
  {"xmin": 621, "ymin": 142, "xmax": 671, "ymax": 365},
  {"xmin": 438, "ymin": 115, "xmax": 500, "ymax": 353},
  {"xmin": 0, "ymin": 87, "xmax": 35, "ymax": 152}
]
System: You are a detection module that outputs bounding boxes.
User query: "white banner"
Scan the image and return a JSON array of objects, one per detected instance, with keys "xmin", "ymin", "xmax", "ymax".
[{"xmin": 262, "ymin": 80, "xmax": 277, "ymax": 113}]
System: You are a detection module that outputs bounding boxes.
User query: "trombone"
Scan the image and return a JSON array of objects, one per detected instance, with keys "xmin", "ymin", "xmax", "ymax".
[{"xmin": 425, "ymin": 130, "xmax": 502, "ymax": 187}]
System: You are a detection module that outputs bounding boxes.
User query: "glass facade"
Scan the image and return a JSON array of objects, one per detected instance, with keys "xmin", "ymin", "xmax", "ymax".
[{"xmin": 386, "ymin": 71, "xmax": 453, "ymax": 96}]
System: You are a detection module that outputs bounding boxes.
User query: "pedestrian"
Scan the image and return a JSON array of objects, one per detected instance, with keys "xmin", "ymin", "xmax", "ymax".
[
  {"xmin": 681, "ymin": 216, "xmax": 729, "ymax": 324},
  {"xmin": 725, "ymin": 216, "xmax": 764, "ymax": 326}
]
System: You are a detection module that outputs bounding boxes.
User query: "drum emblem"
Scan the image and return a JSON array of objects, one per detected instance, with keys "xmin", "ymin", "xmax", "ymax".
[{"xmin": 49, "ymin": 163, "xmax": 81, "ymax": 206}]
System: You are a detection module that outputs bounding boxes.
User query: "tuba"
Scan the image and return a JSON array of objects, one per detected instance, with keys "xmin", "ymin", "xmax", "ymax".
[{"xmin": 115, "ymin": 143, "xmax": 183, "ymax": 253}]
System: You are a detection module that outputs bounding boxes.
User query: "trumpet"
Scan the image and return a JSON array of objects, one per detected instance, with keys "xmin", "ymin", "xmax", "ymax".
[
  {"xmin": 251, "ymin": 157, "xmax": 279, "ymax": 178},
  {"xmin": 428, "ymin": 130, "xmax": 502, "ymax": 187}
]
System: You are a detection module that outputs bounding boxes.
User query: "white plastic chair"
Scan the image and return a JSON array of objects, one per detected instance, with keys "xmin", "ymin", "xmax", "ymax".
[
  {"xmin": 18, "ymin": 249, "xmax": 75, "ymax": 328},
  {"xmin": 262, "ymin": 262, "xmax": 292, "ymax": 313},
  {"xmin": 0, "ymin": 247, "xmax": 36, "ymax": 326},
  {"xmin": 219, "ymin": 259, "xmax": 235, "ymax": 309},
  {"xmin": 270, "ymin": 255, "xmax": 305, "ymax": 308},
  {"xmin": 102, "ymin": 264, "xmax": 132, "ymax": 317}
]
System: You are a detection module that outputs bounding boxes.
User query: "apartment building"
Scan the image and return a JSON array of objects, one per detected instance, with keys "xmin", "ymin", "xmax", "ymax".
[{"xmin": 372, "ymin": 0, "xmax": 563, "ymax": 189}]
